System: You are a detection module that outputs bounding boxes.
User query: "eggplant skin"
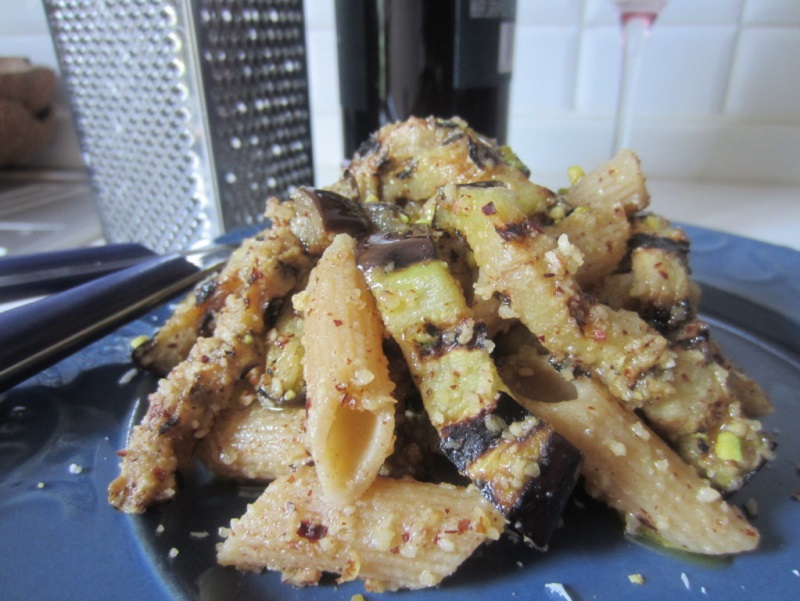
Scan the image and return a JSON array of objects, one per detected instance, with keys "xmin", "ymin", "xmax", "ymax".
[
  {"xmin": 298, "ymin": 188, "xmax": 371, "ymax": 237},
  {"xmin": 440, "ymin": 392, "xmax": 584, "ymax": 550},
  {"xmin": 499, "ymin": 430, "xmax": 583, "ymax": 550},
  {"xmin": 356, "ymin": 227, "xmax": 439, "ymax": 272},
  {"xmin": 439, "ymin": 392, "xmax": 530, "ymax": 471},
  {"xmin": 357, "ymin": 225, "xmax": 585, "ymax": 551}
]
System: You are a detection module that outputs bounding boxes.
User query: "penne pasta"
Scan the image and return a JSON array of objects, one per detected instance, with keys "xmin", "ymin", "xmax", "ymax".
[
  {"xmin": 522, "ymin": 379, "xmax": 760, "ymax": 554},
  {"xmin": 542, "ymin": 151, "xmax": 649, "ymax": 290},
  {"xmin": 563, "ymin": 148, "xmax": 650, "ymax": 216},
  {"xmin": 495, "ymin": 330, "xmax": 760, "ymax": 555},
  {"xmin": 196, "ymin": 403, "xmax": 310, "ymax": 481},
  {"xmin": 296, "ymin": 233, "xmax": 397, "ymax": 505},
  {"xmin": 217, "ymin": 466, "xmax": 506, "ymax": 591}
]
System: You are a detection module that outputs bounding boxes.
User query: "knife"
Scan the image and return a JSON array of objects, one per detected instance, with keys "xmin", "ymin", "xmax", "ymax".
[{"xmin": 0, "ymin": 244, "xmax": 232, "ymax": 392}]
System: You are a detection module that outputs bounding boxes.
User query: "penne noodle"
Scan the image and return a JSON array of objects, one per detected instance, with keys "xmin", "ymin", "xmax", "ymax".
[
  {"xmin": 546, "ymin": 150, "xmax": 650, "ymax": 289},
  {"xmin": 495, "ymin": 333, "xmax": 759, "ymax": 555},
  {"xmin": 196, "ymin": 403, "xmax": 310, "ymax": 481},
  {"xmin": 564, "ymin": 149, "xmax": 650, "ymax": 216},
  {"xmin": 522, "ymin": 379, "xmax": 760, "ymax": 554},
  {"xmin": 296, "ymin": 233, "xmax": 397, "ymax": 505},
  {"xmin": 217, "ymin": 466, "xmax": 506, "ymax": 591}
]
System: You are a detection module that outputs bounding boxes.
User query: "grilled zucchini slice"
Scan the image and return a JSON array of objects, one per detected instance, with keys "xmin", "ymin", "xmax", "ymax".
[
  {"xmin": 433, "ymin": 180, "xmax": 675, "ymax": 407},
  {"xmin": 356, "ymin": 226, "xmax": 583, "ymax": 549},
  {"xmin": 597, "ymin": 214, "xmax": 775, "ymax": 492}
]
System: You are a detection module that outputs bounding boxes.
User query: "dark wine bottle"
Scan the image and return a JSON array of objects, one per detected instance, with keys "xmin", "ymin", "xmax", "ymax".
[{"xmin": 335, "ymin": 0, "xmax": 516, "ymax": 157}]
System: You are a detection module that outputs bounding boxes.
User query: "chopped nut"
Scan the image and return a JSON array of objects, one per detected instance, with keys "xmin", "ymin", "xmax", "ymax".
[
  {"xmin": 696, "ymin": 486, "xmax": 721, "ymax": 503},
  {"xmin": 544, "ymin": 582, "xmax": 574, "ymax": 600},
  {"xmin": 130, "ymin": 335, "xmax": 150, "ymax": 349}
]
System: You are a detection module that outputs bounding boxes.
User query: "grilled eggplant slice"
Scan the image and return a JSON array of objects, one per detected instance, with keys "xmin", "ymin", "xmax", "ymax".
[
  {"xmin": 433, "ymin": 180, "xmax": 675, "ymax": 407},
  {"xmin": 356, "ymin": 226, "xmax": 583, "ymax": 550},
  {"xmin": 344, "ymin": 116, "xmax": 554, "ymax": 221},
  {"xmin": 255, "ymin": 302, "xmax": 306, "ymax": 408},
  {"xmin": 109, "ymin": 200, "xmax": 313, "ymax": 513},
  {"xmin": 596, "ymin": 213, "xmax": 775, "ymax": 493},
  {"xmin": 131, "ymin": 225, "xmax": 290, "ymax": 376},
  {"xmin": 290, "ymin": 187, "xmax": 371, "ymax": 255}
]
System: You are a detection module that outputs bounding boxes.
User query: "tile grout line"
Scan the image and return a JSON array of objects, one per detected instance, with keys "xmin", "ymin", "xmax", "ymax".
[{"xmin": 718, "ymin": 0, "xmax": 748, "ymax": 116}]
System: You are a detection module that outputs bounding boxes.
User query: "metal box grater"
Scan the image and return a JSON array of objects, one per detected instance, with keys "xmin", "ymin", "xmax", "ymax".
[{"xmin": 43, "ymin": 0, "xmax": 314, "ymax": 253}]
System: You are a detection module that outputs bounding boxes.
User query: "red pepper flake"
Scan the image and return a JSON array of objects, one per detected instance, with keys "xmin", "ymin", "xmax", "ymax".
[
  {"xmin": 333, "ymin": 319, "xmax": 343, "ymax": 327},
  {"xmin": 527, "ymin": 218, "xmax": 545, "ymax": 234},
  {"xmin": 297, "ymin": 521, "xmax": 328, "ymax": 541},
  {"xmin": 481, "ymin": 202, "xmax": 497, "ymax": 215},
  {"xmin": 593, "ymin": 329, "xmax": 607, "ymax": 342},
  {"xmin": 248, "ymin": 268, "xmax": 264, "ymax": 284}
]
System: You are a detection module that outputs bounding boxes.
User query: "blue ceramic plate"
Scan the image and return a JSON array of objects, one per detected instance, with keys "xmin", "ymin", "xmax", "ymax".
[{"xmin": 2, "ymin": 226, "xmax": 799, "ymax": 600}]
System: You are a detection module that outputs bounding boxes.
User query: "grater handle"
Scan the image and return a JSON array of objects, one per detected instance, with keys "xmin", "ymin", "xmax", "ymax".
[{"xmin": 0, "ymin": 253, "xmax": 213, "ymax": 392}]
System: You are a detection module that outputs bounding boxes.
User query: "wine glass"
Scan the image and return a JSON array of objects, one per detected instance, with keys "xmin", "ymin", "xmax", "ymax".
[{"xmin": 609, "ymin": 0, "xmax": 668, "ymax": 156}]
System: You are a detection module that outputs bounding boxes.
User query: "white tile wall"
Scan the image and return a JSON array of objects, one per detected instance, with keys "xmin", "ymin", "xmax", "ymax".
[{"xmin": 1, "ymin": 0, "xmax": 799, "ymax": 188}]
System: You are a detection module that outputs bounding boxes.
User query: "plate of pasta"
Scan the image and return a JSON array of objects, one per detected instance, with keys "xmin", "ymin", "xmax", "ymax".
[{"xmin": 2, "ymin": 117, "xmax": 799, "ymax": 600}]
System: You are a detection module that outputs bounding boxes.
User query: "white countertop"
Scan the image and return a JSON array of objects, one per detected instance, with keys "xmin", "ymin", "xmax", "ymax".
[{"xmin": 647, "ymin": 179, "xmax": 800, "ymax": 252}]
